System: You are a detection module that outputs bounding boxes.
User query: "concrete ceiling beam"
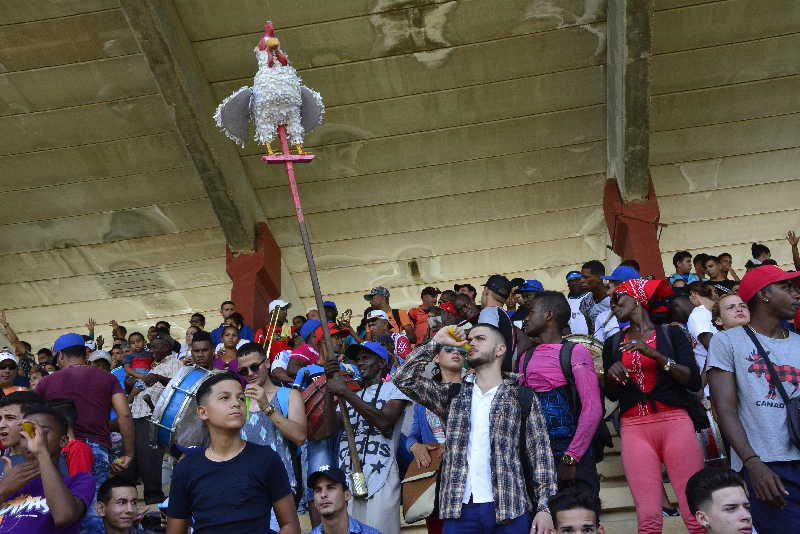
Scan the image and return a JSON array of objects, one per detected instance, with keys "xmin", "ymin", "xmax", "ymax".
[{"xmin": 118, "ymin": 0, "xmax": 264, "ymax": 252}]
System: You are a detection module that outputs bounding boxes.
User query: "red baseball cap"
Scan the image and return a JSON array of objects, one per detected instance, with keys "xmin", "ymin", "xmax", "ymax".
[{"xmin": 738, "ymin": 265, "xmax": 800, "ymax": 303}]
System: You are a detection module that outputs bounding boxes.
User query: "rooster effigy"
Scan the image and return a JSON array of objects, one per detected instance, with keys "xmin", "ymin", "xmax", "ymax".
[{"xmin": 213, "ymin": 21, "xmax": 324, "ymax": 154}]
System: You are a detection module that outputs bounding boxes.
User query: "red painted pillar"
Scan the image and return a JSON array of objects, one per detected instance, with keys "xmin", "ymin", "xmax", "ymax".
[
  {"xmin": 226, "ymin": 223, "xmax": 281, "ymax": 329},
  {"xmin": 603, "ymin": 177, "xmax": 666, "ymax": 279}
]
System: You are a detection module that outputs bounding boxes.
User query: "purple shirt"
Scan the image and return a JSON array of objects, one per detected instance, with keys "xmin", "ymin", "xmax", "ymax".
[
  {"xmin": 36, "ymin": 366, "xmax": 124, "ymax": 450},
  {"xmin": 518, "ymin": 344, "xmax": 603, "ymax": 460},
  {"xmin": 0, "ymin": 472, "xmax": 95, "ymax": 533}
]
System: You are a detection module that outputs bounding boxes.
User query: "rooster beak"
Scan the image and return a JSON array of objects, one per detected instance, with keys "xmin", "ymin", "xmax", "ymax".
[{"xmin": 266, "ymin": 37, "xmax": 280, "ymax": 49}]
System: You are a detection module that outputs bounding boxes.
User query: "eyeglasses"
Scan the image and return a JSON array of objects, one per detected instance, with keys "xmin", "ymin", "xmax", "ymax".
[
  {"xmin": 0, "ymin": 364, "xmax": 17, "ymax": 370},
  {"xmin": 237, "ymin": 359, "xmax": 266, "ymax": 377}
]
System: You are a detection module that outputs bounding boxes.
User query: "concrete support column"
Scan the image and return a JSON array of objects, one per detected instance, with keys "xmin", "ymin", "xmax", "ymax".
[
  {"xmin": 226, "ymin": 223, "xmax": 281, "ymax": 330},
  {"xmin": 603, "ymin": 178, "xmax": 665, "ymax": 279},
  {"xmin": 605, "ymin": 0, "xmax": 663, "ymax": 275}
]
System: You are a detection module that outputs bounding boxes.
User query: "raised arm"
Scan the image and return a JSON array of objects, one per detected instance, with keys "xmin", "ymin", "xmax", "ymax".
[
  {"xmin": 788, "ymin": 231, "xmax": 800, "ymax": 271},
  {"xmin": 0, "ymin": 311, "xmax": 26, "ymax": 356},
  {"xmin": 393, "ymin": 329, "xmax": 460, "ymax": 422}
]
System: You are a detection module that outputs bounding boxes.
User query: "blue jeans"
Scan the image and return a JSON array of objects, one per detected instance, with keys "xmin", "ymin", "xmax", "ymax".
[
  {"xmin": 443, "ymin": 503, "xmax": 531, "ymax": 534},
  {"xmin": 742, "ymin": 461, "xmax": 800, "ymax": 534},
  {"xmin": 80, "ymin": 440, "xmax": 109, "ymax": 534}
]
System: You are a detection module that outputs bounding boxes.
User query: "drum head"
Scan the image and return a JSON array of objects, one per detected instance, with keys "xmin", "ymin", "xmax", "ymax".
[{"xmin": 150, "ymin": 366, "xmax": 214, "ymax": 448}]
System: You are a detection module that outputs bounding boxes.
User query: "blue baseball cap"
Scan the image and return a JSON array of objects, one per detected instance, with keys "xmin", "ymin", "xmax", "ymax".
[
  {"xmin": 299, "ymin": 319, "xmax": 321, "ymax": 341},
  {"xmin": 565, "ymin": 271, "xmax": 583, "ymax": 281},
  {"xmin": 53, "ymin": 333, "xmax": 86, "ymax": 353},
  {"xmin": 323, "ymin": 301, "xmax": 337, "ymax": 310},
  {"xmin": 345, "ymin": 341, "xmax": 389, "ymax": 363},
  {"xmin": 602, "ymin": 265, "xmax": 641, "ymax": 283},
  {"xmin": 515, "ymin": 279, "xmax": 544, "ymax": 293}
]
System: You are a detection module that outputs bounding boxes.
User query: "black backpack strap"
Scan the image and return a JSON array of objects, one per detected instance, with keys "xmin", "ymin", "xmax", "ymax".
[
  {"xmin": 558, "ymin": 341, "xmax": 580, "ymax": 414},
  {"xmin": 743, "ymin": 327, "xmax": 792, "ymax": 405},
  {"xmin": 516, "ymin": 385, "xmax": 535, "ymax": 502},
  {"xmin": 658, "ymin": 324, "xmax": 674, "ymax": 357},
  {"xmin": 609, "ymin": 331, "xmax": 624, "ymax": 364},
  {"xmin": 517, "ymin": 345, "xmax": 538, "ymax": 376}
]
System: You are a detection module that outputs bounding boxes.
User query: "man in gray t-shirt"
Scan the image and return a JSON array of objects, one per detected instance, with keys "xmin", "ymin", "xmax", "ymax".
[
  {"xmin": 707, "ymin": 265, "xmax": 800, "ymax": 533},
  {"xmin": 708, "ymin": 326, "xmax": 800, "ymax": 470}
]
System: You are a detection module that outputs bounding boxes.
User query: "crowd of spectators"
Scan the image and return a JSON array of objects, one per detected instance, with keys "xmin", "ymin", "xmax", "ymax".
[{"xmin": 0, "ymin": 231, "xmax": 798, "ymax": 534}]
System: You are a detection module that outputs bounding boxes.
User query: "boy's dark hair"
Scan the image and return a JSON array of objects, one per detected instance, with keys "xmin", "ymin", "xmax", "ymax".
[
  {"xmin": 155, "ymin": 320, "xmax": 171, "ymax": 330},
  {"xmin": 22, "ymin": 404, "xmax": 68, "ymax": 437},
  {"xmin": 672, "ymin": 251, "xmax": 692, "ymax": 267},
  {"xmin": 751, "ymin": 242, "xmax": 770, "ymax": 259},
  {"xmin": 196, "ymin": 372, "xmax": 240, "ymax": 406},
  {"xmin": 128, "ymin": 332, "xmax": 145, "ymax": 343},
  {"xmin": 694, "ymin": 253, "xmax": 710, "ymax": 266},
  {"xmin": 47, "ymin": 398, "xmax": 78, "ymax": 429},
  {"xmin": 686, "ymin": 468, "xmax": 747, "ymax": 515},
  {"xmin": 548, "ymin": 488, "xmax": 602, "ymax": 527},
  {"xmin": 718, "ymin": 252, "xmax": 732, "ymax": 261},
  {"xmin": 534, "ymin": 291, "xmax": 571, "ymax": 330},
  {"xmin": 191, "ymin": 312, "xmax": 206, "ymax": 323},
  {"xmin": 228, "ymin": 312, "xmax": 244, "ymax": 328},
  {"xmin": 37, "ymin": 348, "xmax": 53, "ymax": 358},
  {"xmin": 98, "ymin": 477, "xmax": 137, "ymax": 505},
  {"xmin": 704, "ymin": 255, "xmax": 720, "ymax": 266},
  {"xmin": 0, "ymin": 390, "xmax": 43, "ymax": 409},
  {"xmin": 237, "ymin": 342, "xmax": 265, "ymax": 359},
  {"xmin": 292, "ymin": 315, "xmax": 306, "ymax": 325},
  {"xmin": 191, "ymin": 330, "xmax": 213, "ymax": 345},
  {"xmin": 220, "ymin": 300, "xmax": 235, "ymax": 310},
  {"xmin": 581, "ymin": 260, "xmax": 605, "ymax": 276}
]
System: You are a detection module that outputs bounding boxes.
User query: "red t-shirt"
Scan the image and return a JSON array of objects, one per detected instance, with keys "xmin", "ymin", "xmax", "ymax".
[
  {"xmin": 36, "ymin": 365, "xmax": 124, "ymax": 449},
  {"xmin": 408, "ymin": 306, "xmax": 430, "ymax": 345},
  {"xmin": 62, "ymin": 439, "xmax": 94, "ymax": 476},
  {"xmin": 621, "ymin": 332, "xmax": 681, "ymax": 419}
]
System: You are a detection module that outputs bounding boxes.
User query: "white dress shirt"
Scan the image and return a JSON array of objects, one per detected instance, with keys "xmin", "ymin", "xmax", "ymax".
[{"xmin": 463, "ymin": 383, "xmax": 499, "ymax": 503}]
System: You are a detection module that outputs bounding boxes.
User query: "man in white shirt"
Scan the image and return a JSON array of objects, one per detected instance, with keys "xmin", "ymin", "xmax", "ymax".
[{"xmin": 566, "ymin": 271, "xmax": 593, "ymax": 336}]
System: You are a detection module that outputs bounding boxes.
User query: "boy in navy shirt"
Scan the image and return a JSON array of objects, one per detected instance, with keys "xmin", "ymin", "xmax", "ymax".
[{"xmin": 166, "ymin": 372, "xmax": 300, "ymax": 534}]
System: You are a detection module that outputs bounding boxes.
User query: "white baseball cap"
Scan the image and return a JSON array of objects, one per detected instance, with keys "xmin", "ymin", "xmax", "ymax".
[
  {"xmin": 0, "ymin": 350, "xmax": 18, "ymax": 365},
  {"xmin": 269, "ymin": 299, "xmax": 290, "ymax": 313},
  {"xmin": 367, "ymin": 310, "xmax": 389, "ymax": 321},
  {"xmin": 89, "ymin": 350, "xmax": 111, "ymax": 364}
]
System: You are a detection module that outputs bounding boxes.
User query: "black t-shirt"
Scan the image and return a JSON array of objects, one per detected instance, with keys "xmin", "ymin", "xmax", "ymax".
[{"xmin": 167, "ymin": 441, "xmax": 291, "ymax": 533}]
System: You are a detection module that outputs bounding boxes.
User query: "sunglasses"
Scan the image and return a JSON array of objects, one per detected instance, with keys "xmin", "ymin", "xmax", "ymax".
[
  {"xmin": 0, "ymin": 364, "xmax": 17, "ymax": 370},
  {"xmin": 237, "ymin": 359, "xmax": 266, "ymax": 377}
]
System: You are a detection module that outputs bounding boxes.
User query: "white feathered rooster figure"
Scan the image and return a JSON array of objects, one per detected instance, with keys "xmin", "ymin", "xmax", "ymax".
[{"xmin": 213, "ymin": 21, "xmax": 324, "ymax": 154}]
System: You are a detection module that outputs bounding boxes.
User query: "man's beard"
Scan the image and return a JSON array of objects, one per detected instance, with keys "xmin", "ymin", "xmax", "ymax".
[{"xmin": 466, "ymin": 348, "xmax": 494, "ymax": 369}]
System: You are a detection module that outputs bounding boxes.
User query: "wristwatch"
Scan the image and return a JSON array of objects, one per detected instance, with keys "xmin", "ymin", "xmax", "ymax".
[
  {"xmin": 561, "ymin": 454, "xmax": 577, "ymax": 466},
  {"xmin": 663, "ymin": 358, "xmax": 677, "ymax": 372},
  {"xmin": 265, "ymin": 404, "xmax": 276, "ymax": 417}
]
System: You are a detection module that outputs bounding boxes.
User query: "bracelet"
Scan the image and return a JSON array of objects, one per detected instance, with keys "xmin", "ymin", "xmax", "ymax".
[{"xmin": 743, "ymin": 454, "xmax": 760, "ymax": 465}]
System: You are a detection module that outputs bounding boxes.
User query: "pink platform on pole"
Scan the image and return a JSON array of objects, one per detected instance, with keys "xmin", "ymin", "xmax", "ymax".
[{"xmin": 261, "ymin": 154, "xmax": 315, "ymax": 164}]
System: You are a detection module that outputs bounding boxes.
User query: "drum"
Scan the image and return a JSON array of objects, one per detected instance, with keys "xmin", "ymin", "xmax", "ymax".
[
  {"xmin": 563, "ymin": 334, "xmax": 605, "ymax": 375},
  {"xmin": 149, "ymin": 365, "xmax": 216, "ymax": 448}
]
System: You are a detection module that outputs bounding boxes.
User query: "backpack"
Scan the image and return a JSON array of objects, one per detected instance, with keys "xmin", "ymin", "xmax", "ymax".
[
  {"xmin": 518, "ymin": 342, "xmax": 612, "ymax": 463},
  {"xmin": 557, "ymin": 342, "xmax": 614, "ymax": 462}
]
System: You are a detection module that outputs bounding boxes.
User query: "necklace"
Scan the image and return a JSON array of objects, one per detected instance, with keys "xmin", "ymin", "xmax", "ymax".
[{"xmin": 206, "ymin": 441, "xmax": 246, "ymax": 462}]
